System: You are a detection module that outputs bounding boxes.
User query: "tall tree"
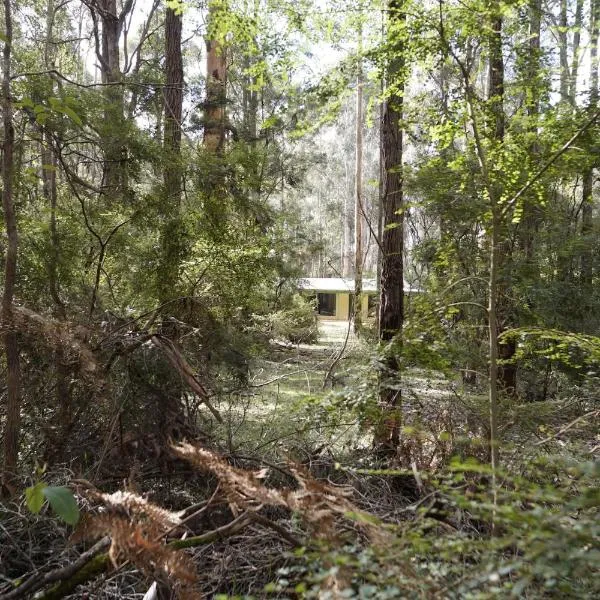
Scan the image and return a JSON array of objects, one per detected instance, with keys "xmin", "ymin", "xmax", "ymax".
[
  {"xmin": 204, "ymin": 0, "xmax": 228, "ymax": 152},
  {"xmin": 488, "ymin": 4, "xmax": 517, "ymax": 397},
  {"xmin": 376, "ymin": 0, "xmax": 405, "ymax": 449},
  {"xmin": 581, "ymin": 0, "xmax": 600, "ymax": 289},
  {"xmin": 486, "ymin": 1, "xmax": 505, "ymax": 481},
  {"xmin": 559, "ymin": 0, "xmax": 570, "ymax": 103},
  {"xmin": 354, "ymin": 21, "xmax": 364, "ymax": 334},
  {"xmin": 42, "ymin": 0, "xmax": 70, "ymax": 452},
  {"xmin": 91, "ymin": 0, "xmax": 133, "ymax": 196},
  {"xmin": 158, "ymin": 1, "xmax": 185, "ymax": 304},
  {"xmin": 1, "ymin": 0, "xmax": 22, "ymax": 491}
]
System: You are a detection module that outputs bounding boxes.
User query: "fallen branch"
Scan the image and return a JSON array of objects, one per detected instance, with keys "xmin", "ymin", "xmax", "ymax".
[
  {"xmin": 322, "ymin": 318, "xmax": 352, "ymax": 389},
  {"xmin": 248, "ymin": 512, "xmax": 301, "ymax": 547},
  {"xmin": 17, "ymin": 512, "xmax": 257, "ymax": 600},
  {"xmin": 151, "ymin": 334, "xmax": 223, "ymax": 423},
  {"xmin": 534, "ymin": 409, "xmax": 600, "ymax": 446},
  {"xmin": 0, "ymin": 537, "xmax": 110, "ymax": 600}
]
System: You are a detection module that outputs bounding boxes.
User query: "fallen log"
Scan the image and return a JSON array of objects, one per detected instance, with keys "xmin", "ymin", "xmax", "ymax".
[{"xmin": 0, "ymin": 510, "xmax": 298, "ymax": 600}]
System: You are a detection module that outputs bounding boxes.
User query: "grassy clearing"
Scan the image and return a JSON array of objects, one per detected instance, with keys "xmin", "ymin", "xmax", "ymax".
[{"xmin": 209, "ymin": 320, "xmax": 371, "ymax": 456}]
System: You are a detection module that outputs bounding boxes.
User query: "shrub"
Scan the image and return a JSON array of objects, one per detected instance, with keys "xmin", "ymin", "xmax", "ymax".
[{"xmin": 254, "ymin": 294, "xmax": 318, "ymax": 344}]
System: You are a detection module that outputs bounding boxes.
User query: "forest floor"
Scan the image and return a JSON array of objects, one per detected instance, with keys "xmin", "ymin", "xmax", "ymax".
[{"xmin": 213, "ymin": 319, "xmax": 466, "ymax": 465}]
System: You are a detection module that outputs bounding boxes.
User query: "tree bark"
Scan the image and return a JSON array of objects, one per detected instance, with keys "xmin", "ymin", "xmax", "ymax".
[
  {"xmin": 376, "ymin": 0, "xmax": 405, "ymax": 450},
  {"xmin": 559, "ymin": 0, "xmax": 570, "ymax": 103},
  {"xmin": 157, "ymin": 5, "xmax": 185, "ymax": 305},
  {"xmin": 570, "ymin": 0, "xmax": 584, "ymax": 104},
  {"xmin": 354, "ymin": 24, "xmax": 364, "ymax": 334},
  {"xmin": 204, "ymin": 1, "xmax": 228, "ymax": 153},
  {"xmin": 581, "ymin": 0, "xmax": 599, "ymax": 289},
  {"xmin": 520, "ymin": 0, "xmax": 542, "ymax": 261},
  {"xmin": 94, "ymin": 0, "xmax": 132, "ymax": 197},
  {"xmin": 1, "ymin": 0, "xmax": 22, "ymax": 491},
  {"xmin": 488, "ymin": 9, "xmax": 516, "ymax": 395}
]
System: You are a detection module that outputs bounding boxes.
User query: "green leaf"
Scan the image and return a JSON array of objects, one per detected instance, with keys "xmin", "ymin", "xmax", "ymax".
[
  {"xmin": 25, "ymin": 482, "xmax": 47, "ymax": 514},
  {"xmin": 60, "ymin": 105, "xmax": 83, "ymax": 126},
  {"xmin": 43, "ymin": 486, "xmax": 80, "ymax": 525}
]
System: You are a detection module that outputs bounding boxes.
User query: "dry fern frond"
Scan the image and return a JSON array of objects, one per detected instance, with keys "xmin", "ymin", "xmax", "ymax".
[
  {"xmin": 171, "ymin": 442, "xmax": 286, "ymax": 512},
  {"xmin": 81, "ymin": 489, "xmax": 182, "ymax": 534},
  {"xmin": 11, "ymin": 305, "xmax": 99, "ymax": 376},
  {"xmin": 285, "ymin": 462, "xmax": 373, "ymax": 539},
  {"xmin": 71, "ymin": 490, "xmax": 199, "ymax": 598},
  {"xmin": 172, "ymin": 443, "xmax": 389, "ymax": 544},
  {"xmin": 72, "ymin": 513, "xmax": 198, "ymax": 588}
]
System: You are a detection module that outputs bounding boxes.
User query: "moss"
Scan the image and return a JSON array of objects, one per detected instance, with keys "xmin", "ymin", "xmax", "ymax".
[{"xmin": 38, "ymin": 554, "xmax": 110, "ymax": 600}]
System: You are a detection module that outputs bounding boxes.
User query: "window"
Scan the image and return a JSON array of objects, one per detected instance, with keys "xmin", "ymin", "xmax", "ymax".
[
  {"xmin": 317, "ymin": 293, "xmax": 336, "ymax": 316},
  {"xmin": 367, "ymin": 294, "xmax": 379, "ymax": 317}
]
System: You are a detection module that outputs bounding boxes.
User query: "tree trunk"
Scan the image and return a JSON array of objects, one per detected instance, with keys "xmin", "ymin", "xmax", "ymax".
[
  {"xmin": 559, "ymin": 0, "xmax": 570, "ymax": 103},
  {"xmin": 96, "ymin": 0, "xmax": 130, "ymax": 198},
  {"xmin": 376, "ymin": 2, "xmax": 386, "ymax": 293},
  {"xmin": 354, "ymin": 25, "xmax": 364, "ymax": 334},
  {"xmin": 570, "ymin": 0, "xmax": 584, "ymax": 104},
  {"xmin": 376, "ymin": 0, "xmax": 405, "ymax": 450},
  {"xmin": 520, "ymin": 0, "xmax": 542, "ymax": 261},
  {"xmin": 158, "ymin": 5, "xmax": 185, "ymax": 304},
  {"xmin": 1, "ymin": 0, "xmax": 22, "ymax": 492},
  {"xmin": 488, "ymin": 10, "xmax": 516, "ymax": 395},
  {"xmin": 581, "ymin": 0, "xmax": 599, "ymax": 289},
  {"xmin": 204, "ymin": 0, "xmax": 228, "ymax": 152},
  {"xmin": 342, "ymin": 159, "xmax": 353, "ymax": 276}
]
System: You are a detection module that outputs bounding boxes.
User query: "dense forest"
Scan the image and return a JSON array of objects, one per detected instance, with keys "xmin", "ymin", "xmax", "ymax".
[{"xmin": 0, "ymin": 0, "xmax": 598, "ymax": 598}]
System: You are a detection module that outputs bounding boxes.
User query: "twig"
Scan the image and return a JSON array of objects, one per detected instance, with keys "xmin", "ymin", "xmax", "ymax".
[
  {"xmin": 0, "ymin": 537, "xmax": 110, "ymax": 600},
  {"xmin": 248, "ymin": 512, "xmax": 301, "ymax": 547},
  {"xmin": 534, "ymin": 409, "xmax": 600, "ymax": 446},
  {"xmin": 322, "ymin": 319, "xmax": 352, "ymax": 389},
  {"xmin": 151, "ymin": 335, "xmax": 223, "ymax": 423},
  {"xmin": 26, "ymin": 512, "xmax": 256, "ymax": 600}
]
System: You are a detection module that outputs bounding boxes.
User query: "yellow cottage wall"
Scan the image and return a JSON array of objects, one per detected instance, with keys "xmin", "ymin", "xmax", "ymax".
[{"xmin": 313, "ymin": 292, "xmax": 372, "ymax": 321}]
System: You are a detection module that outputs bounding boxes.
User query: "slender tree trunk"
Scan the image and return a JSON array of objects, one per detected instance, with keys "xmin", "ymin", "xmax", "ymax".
[
  {"xmin": 1, "ymin": 0, "xmax": 22, "ymax": 491},
  {"xmin": 96, "ymin": 0, "xmax": 131, "ymax": 198},
  {"xmin": 354, "ymin": 24, "xmax": 364, "ymax": 334},
  {"xmin": 376, "ymin": 0, "xmax": 405, "ymax": 451},
  {"xmin": 164, "ymin": 7, "xmax": 184, "ymax": 197},
  {"xmin": 485, "ymin": 3, "xmax": 505, "ymax": 516},
  {"xmin": 488, "ymin": 10, "xmax": 516, "ymax": 395},
  {"xmin": 559, "ymin": 0, "xmax": 570, "ymax": 103},
  {"xmin": 581, "ymin": 0, "xmax": 599, "ymax": 288},
  {"xmin": 570, "ymin": 0, "xmax": 584, "ymax": 104},
  {"xmin": 158, "ymin": 4, "xmax": 185, "ymax": 304},
  {"xmin": 39, "ymin": 0, "xmax": 71, "ymax": 458},
  {"xmin": 488, "ymin": 210, "xmax": 501, "ymax": 508},
  {"xmin": 520, "ymin": 0, "xmax": 542, "ymax": 261},
  {"xmin": 204, "ymin": 0, "xmax": 228, "ymax": 152},
  {"xmin": 377, "ymin": 3, "xmax": 386, "ymax": 292}
]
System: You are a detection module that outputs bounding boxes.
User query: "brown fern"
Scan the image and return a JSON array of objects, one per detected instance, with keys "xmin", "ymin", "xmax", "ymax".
[
  {"xmin": 171, "ymin": 442, "xmax": 388, "ymax": 543},
  {"xmin": 71, "ymin": 492, "xmax": 199, "ymax": 598},
  {"xmin": 171, "ymin": 443, "xmax": 286, "ymax": 513},
  {"xmin": 80, "ymin": 489, "xmax": 183, "ymax": 533}
]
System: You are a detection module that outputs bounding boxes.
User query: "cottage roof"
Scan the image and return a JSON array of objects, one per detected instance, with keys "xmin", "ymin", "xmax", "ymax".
[
  {"xmin": 298, "ymin": 277, "xmax": 377, "ymax": 293},
  {"xmin": 298, "ymin": 277, "xmax": 419, "ymax": 294}
]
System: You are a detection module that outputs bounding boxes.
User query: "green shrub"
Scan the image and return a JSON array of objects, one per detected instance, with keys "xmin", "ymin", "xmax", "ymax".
[{"xmin": 254, "ymin": 294, "xmax": 318, "ymax": 344}]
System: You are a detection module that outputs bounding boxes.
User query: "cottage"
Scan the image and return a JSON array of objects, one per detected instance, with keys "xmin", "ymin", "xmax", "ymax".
[
  {"xmin": 297, "ymin": 277, "xmax": 377, "ymax": 321},
  {"xmin": 298, "ymin": 277, "xmax": 420, "ymax": 321}
]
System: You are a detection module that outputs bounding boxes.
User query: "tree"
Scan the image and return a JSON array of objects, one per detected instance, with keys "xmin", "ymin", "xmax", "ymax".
[
  {"xmin": 89, "ymin": 0, "xmax": 134, "ymax": 198},
  {"xmin": 376, "ymin": 0, "xmax": 405, "ymax": 449},
  {"xmin": 1, "ymin": 0, "xmax": 22, "ymax": 491},
  {"xmin": 354, "ymin": 21, "xmax": 364, "ymax": 334},
  {"xmin": 581, "ymin": 0, "xmax": 600, "ymax": 289},
  {"xmin": 204, "ymin": 0, "xmax": 228, "ymax": 152},
  {"xmin": 157, "ymin": 1, "xmax": 185, "ymax": 304}
]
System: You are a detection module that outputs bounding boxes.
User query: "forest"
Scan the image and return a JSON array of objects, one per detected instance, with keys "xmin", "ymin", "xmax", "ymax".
[{"xmin": 0, "ymin": 0, "xmax": 598, "ymax": 598}]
